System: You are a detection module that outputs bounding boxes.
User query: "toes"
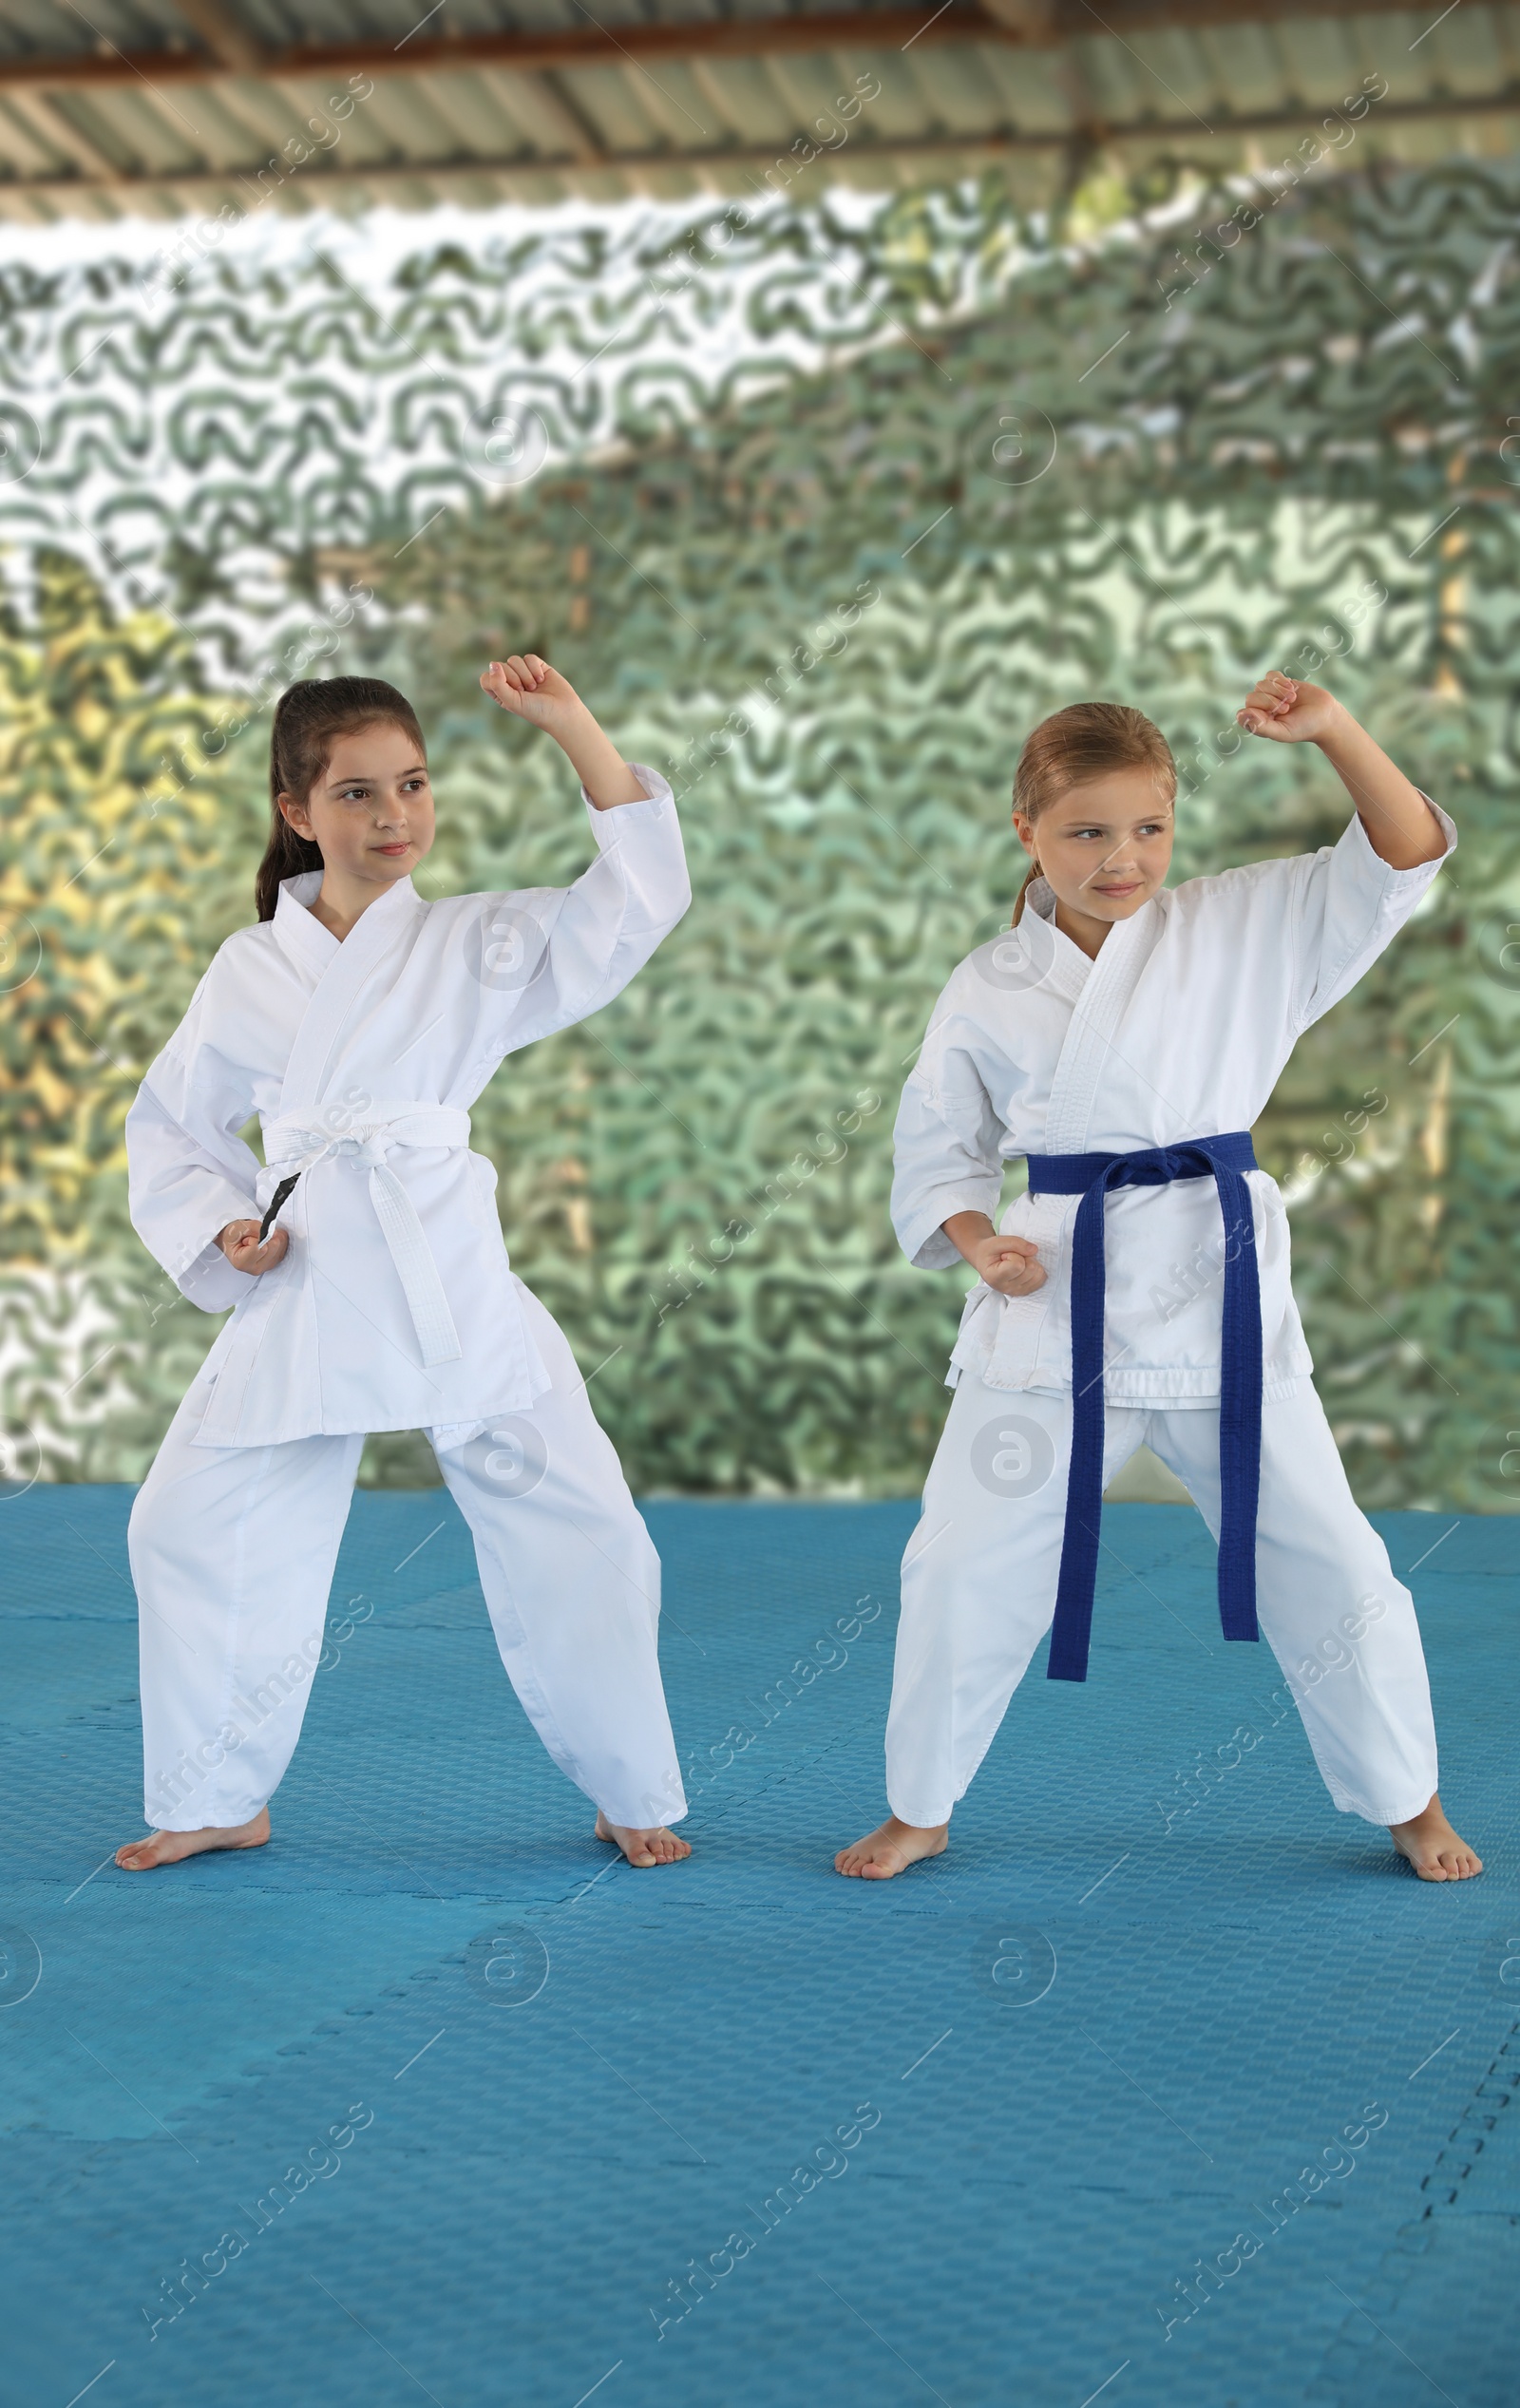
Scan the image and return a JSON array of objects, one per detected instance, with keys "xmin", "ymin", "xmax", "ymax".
[
  {"xmin": 620, "ymin": 1827, "xmax": 686, "ymax": 1865},
  {"xmin": 596, "ymin": 1818, "xmax": 690, "ymax": 1864}
]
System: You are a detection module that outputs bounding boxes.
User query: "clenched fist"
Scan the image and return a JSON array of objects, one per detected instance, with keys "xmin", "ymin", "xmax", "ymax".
[
  {"xmin": 942, "ymin": 1211, "xmax": 1047, "ymax": 1298},
  {"xmin": 968, "ymin": 1231, "xmax": 1047, "ymax": 1298},
  {"xmin": 1237, "ymin": 673, "xmax": 1346, "ymax": 745},
  {"xmin": 217, "ymin": 1219, "xmax": 289, "ymax": 1275}
]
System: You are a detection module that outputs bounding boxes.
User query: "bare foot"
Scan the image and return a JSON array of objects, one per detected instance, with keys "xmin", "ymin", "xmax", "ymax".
[
  {"xmin": 115, "ymin": 1807, "xmax": 271, "ymax": 1872},
  {"xmin": 1389, "ymin": 1792, "xmax": 1483, "ymax": 1882},
  {"xmin": 835, "ymin": 1816, "xmax": 949, "ymax": 1880},
  {"xmin": 594, "ymin": 1810, "xmax": 691, "ymax": 1868}
]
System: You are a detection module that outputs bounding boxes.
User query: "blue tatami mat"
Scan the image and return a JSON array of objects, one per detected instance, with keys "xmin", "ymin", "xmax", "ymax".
[{"xmin": 2, "ymin": 1488, "xmax": 1517, "ymax": 2408}]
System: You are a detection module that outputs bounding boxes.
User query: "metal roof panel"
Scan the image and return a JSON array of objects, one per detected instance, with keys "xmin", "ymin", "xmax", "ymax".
[{"xmin": 0, "ymin": 1, "xmax": 1513, "ymax": 214}]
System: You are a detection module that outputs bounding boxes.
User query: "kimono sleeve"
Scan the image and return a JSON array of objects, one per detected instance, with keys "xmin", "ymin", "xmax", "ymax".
[
  {"xmin": 460, "ymin": 765, "xmax": 692, "ymax": 1069},
  {"xmin": 1284, "ymin": 795, "xmax": 1455, "ymax": 1033},
  {"xmin": 891, "ymin": 978, "xmax": 1007, "ymax": 1271},
  {"xmin": 125, "ymin": 967, "xmax": 264, "ymax": 1314}
]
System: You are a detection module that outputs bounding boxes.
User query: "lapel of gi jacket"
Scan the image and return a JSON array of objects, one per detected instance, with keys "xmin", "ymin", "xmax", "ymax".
[
  {"xmin": 1016, "ymin": 895, "xmax": 1092, "ymax": 1012},
  {"xmin": 277, "ymin": 877, "xmax": 427, "ymax": 1114},
  {"xmin": 1042, "ymin": 897, "xmax": 1165, "ymax": 1154},
  {"xmin": 271, "ymin": 871, "xmax": 336, "ymax": 981}
]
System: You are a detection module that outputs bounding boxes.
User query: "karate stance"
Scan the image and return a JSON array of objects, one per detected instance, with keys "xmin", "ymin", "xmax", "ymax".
[
  {"xmin": 117, "ymin": 661, "xmax": 693, "ymax": 1871},
  {"xmin": 837, "ymin": 673, "xmax": 1481, "ymax": 1885}
]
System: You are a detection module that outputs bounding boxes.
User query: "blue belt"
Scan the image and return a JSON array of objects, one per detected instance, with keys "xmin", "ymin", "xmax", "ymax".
[{"xmin": 1024, "ymin": 1131, "xmax": 1263, "ymax": 1682}]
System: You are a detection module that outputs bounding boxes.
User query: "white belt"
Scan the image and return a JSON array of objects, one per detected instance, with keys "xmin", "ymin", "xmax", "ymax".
[{"xmin": 262, "ymin": 1105, "xmax": 470, "ymax": 1369}]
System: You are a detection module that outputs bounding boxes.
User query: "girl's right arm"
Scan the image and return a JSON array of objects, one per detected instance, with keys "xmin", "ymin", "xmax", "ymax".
[
  {"xmin": 891, "ymin": 973, "xmax": 1024, "ymax": 1277},
  {"xmin": 126, "ymin": 966, "xmax": 275, "ymax": 1309}
]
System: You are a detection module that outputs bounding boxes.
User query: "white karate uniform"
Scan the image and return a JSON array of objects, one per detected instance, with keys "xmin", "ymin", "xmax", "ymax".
[
  {"xmin": 886, "ymin": 802, "xmax": 1455, "ymax": 1830},
  {"xmin": 125, "ymin": 768, "xmax": 690, "ymax": 1834}
]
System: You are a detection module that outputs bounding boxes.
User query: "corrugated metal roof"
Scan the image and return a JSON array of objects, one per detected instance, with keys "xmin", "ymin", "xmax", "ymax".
[{"xmin": 0, "ymin": 0, "xmax": 1513, "ymax": 216}]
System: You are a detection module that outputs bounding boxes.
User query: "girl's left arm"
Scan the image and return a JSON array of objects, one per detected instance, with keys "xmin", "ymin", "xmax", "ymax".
[
  {"xmin": 480, "ymin": 654, "xmax": 643, "ymax": 808},
  {"xmin": 464, "ymin": 653, "xmax": 691, "ymax": 1065},
  {"xmin": 1238, "ymin": 673, "xmax": 1447, "ymax": 868}
]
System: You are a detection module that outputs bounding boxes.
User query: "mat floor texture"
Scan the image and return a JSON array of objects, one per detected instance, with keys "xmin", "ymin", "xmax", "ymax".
[{"xmin": 2, "ymin": 1487, "xmax": 1517, "ymax": 2408}]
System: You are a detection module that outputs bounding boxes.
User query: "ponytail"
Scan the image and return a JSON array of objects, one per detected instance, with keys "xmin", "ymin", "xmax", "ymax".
[
  {"xmin": 1011, "ymin": 858, "xmax": 1040, "ymax": 926},
  {"xmin": 256, "ymin": 675, "xmax": 427, "ymax": 921},
  {"xmin": 256, "ymin": 817, "xmax": 323, "ymax": 923}
]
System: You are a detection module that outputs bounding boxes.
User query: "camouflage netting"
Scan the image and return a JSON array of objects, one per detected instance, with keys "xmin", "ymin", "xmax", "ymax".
[{"xmin": 1, "ymin": 160, "xmax": 1516, "ymax": 1506}]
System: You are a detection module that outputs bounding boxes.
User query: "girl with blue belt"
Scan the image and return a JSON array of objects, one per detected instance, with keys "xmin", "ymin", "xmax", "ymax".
[{"xmin": 837, "ymin": 674, "xmax": 1481, "ymax": 1885}]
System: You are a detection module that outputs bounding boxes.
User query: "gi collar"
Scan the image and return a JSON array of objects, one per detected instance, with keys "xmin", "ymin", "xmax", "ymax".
[{"xmin": 272, "ymin": 866, "xmax": 425, "ymax": 976}]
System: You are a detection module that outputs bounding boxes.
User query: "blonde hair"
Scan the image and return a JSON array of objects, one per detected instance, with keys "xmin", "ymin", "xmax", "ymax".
[{"xmin": 1011, "ymin": 703, "xmax": 1176, "ymax": 923}]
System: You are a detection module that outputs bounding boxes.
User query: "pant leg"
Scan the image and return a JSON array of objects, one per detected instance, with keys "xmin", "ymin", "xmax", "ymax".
[
  {"xmin": 884, "ymin": 1379, "xmax": 1149, "ymax": 1826},
  {"xmin": 1148, "ymin": 1385, "xmax": 1438, "ymax": 1825},
  {"xmin": 431, "ymin": 1281, "xmax": 686, "ymax": 1831},
  {"xmin": 129, "ymin": 1370, "xmax": 364, "ymax": 1830}
]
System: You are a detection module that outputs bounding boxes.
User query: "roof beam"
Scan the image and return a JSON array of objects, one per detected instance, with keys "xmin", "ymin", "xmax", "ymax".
[
  {"xmin": 0, "ymin": 85, "xmax": 1514, "ymax": 208},
  {"xmin": 167, "ymin": 0, "xmax": 268, "ymax": 74},
  {"xmin": 0, "ymin": 0, "xmax": 1464, "ymax": 92}
]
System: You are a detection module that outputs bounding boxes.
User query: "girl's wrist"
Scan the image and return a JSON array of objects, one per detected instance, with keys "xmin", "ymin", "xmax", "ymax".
[
  {"xmin": 555, "ymin": 702, "xmax": 617, "ymax": 776},
  {"xmin": 1311, "ymin": 695, "xmax": 1358, "ymax": 753},
  {"xmin": 942, "ymin": 1210, "xmax": 996, "ymax": 1266},
  {"xmin": 556, "ymin": 707, "xmax": 645, "ymax": 807},
  {"xmin": 557, "ymin": 697, "xmax": 610, "ymax": 746}
]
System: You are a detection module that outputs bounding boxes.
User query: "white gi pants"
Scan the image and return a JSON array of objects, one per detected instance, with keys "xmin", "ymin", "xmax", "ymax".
[
  {"xmin": 129, "ymin": 1283, "xmax": 686, "ymax": 1834},
  {"xmin": 886, "ymin": 1377, "xmax": 1438, "ymax": 1830}
]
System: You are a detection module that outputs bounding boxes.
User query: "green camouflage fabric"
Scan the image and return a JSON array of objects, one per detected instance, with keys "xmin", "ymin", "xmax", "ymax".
[{"xmin": 1, "ymin": 162, "xmax": 1515, "ymax": 1507}]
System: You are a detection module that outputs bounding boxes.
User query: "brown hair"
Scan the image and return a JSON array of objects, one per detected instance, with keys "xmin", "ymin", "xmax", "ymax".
[
  {"xmin": 256, "ymin": 676, "xmax": 428, "ymax": 921},
  {"xmin": 1010, "ymin": 702, "xmax": 1175, "ymax": 923}
]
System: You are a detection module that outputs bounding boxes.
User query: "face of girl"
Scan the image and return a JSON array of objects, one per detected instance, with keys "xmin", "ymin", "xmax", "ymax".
[
  {"xmin": 279, "ymin": 721, "xmax": 436, "ymax": 890},
  {"xmin": 1014, "ymin": 766, "xmax": 1175, "ymax": 930}
]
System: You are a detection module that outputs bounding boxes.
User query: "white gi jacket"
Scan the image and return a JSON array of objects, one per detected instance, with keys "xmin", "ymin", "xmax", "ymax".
[
  {"xmin": 127, "ymin": 769, "xmax": 690, "ymax": 1448},
  {"xmin": 891, "ymin": 803, "xmax": 1455, "ymax": 1405}
]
